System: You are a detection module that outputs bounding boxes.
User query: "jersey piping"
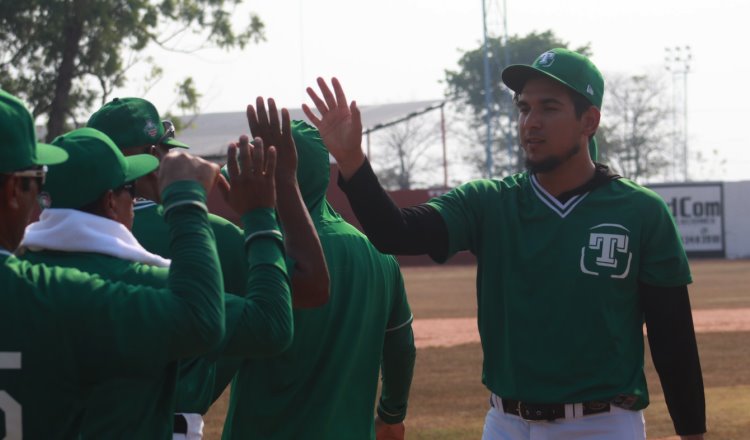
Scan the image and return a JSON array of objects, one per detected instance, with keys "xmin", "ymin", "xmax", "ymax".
[
  {"xmin": 385, "ymin": 314, "xmax": 414, "ymax": 332},
  {"xmin": 134, "ymin": 199, "xmax": 158, "ymax": 211},
  {"xmin": 530, "ymin": 174, "xmax": 590, "ymax": 218}
]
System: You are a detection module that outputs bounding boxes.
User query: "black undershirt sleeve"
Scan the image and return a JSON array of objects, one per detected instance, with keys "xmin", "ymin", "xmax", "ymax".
[
  {"xmin": 337, "ymin": 158, "xmax": 449, "ymax": 262},
  {"xmin": 640, "ymin": 282, "xmax": 706, "ymax": 436}
]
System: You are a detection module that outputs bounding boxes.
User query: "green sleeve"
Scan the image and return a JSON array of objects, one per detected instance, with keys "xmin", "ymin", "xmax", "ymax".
[
  {"xmin": 638, "ymin": 192, "xmax": 692, "ymax": 286},
  {"xmin": 427, "ymin": 180, "xmax": 489, "ymax": 260},
  {"xmin": 208, "ymin": 213, "xmax": 249, "ymax": 297},
  {"xmin": 378, "ymin": 265, "xmax": 416, "ymax": 424},
  {"xmin": 58, "ymin": 180, "xmax": 225, "ymax": 380},
  {"xmin": 220, "ymin": 207, "xmax": 293, "ymax": 357}
]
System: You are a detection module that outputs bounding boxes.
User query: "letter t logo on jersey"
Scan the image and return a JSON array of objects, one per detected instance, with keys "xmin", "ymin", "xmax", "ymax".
[{"xmin": 580, "ymin": 224, "xmax": 633, "ymax": 278}]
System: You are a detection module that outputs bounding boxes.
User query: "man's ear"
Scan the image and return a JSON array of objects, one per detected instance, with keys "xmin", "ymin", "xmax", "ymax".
[
  {"xmin": 582, "ymin": 106, "xmax": 601, "ymax": 138},
  {"xmin": 102, "ymin": 190, "xmax": 118, "ymax": 221}
]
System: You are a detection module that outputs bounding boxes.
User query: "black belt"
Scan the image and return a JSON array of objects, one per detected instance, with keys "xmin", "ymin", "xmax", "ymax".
[
  {"xmin": 174, "ymin": 414, "xmax": 188, "ymax": 434},
  {"xmin": 499, "ymin": 398, "xmax": 610, "ymax": 421}
]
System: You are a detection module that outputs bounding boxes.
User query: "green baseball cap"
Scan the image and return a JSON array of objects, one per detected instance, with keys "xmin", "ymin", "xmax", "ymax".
[
  {"xmin": 44, "ymin": 127, "xmax": 159, "ymax": 208},
  {"xmin": 87, "ymin": 97, "xmax": 189, "ymax": 151},
  {"xmin": 0, "ymin": 89, "xmax": 68, "ymax": 173},
  {"xmin": 501, "ymin": 48, "xmax": 604, "ymax": 109}
]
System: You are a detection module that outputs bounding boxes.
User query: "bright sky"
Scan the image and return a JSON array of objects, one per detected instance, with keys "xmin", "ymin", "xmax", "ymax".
[{"xmin": 117, "ymin": 0, "xmax": 749, "ymax": 182}]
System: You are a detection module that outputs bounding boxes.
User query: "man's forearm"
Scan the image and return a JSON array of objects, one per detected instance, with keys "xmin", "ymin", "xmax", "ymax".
[{"xmin": 275, "ymin": 178, "xmax": 329, "ymax": 308}]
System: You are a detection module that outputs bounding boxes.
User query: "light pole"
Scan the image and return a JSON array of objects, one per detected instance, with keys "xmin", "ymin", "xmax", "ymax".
[{"xmin": 664, "ymin": 45, "xmax": 692, "ymax": 181}]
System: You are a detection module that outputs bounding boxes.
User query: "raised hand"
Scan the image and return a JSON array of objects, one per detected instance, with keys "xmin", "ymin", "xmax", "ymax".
[
  {"xmin": 302, "ymin": 77, "xmax": 365, "ymax": 179},
  {"xmin": 220, "ymin": 136, "xmax": 277, "ymax": 215},
  {"xmin": 247, "ymin": 97, "xmax": 297, "ymax": 183},
  {"xmin": 159, "ymin": 151, "xmax": 220, "ymax": 194}
]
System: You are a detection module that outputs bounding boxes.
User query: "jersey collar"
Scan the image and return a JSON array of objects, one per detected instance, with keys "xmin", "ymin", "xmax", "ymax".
[
  {"xmin": 530, "ymin": 174, "xmax": 590, "ymax": 218},
  {"xmin": 134, "ymin": 198, "xmax": 158, "ymax": 211}
]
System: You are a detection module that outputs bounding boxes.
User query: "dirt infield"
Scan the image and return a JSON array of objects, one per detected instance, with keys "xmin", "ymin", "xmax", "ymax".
[{"xmin": 413, "ymin": 307, "xmax": 750, "ymax": 348}]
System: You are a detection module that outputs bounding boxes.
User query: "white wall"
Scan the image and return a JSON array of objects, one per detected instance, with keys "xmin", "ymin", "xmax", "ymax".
[{"xmin": 724, "ymin": 181, "xmax": 750, "ymax": 259}]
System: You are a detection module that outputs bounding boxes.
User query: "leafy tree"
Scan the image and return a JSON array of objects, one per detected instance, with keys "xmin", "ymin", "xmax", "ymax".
[
  {"xmin": 598, "ymin": 73, "xmax": 673, "ymax": 182},
  {"xmin": 444, "ymin": 30, "xmax": 590, "ymax": 177},
  {"xmin": 371, "ymin": 115, "xmax": 442, "ymax": 191},
  {"xmin": 0, "ymin": 0, "xmax": 264, "ymax": 140}
]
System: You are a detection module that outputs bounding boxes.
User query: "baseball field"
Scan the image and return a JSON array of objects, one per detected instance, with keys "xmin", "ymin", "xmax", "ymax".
[{"xmin": 204, "ymin": 259, "xmax": 750, "ymax": 439}]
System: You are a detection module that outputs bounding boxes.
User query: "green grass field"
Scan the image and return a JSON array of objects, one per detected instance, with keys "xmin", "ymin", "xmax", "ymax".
[{"xmin": 204, "ymin": 259, "xmax": 750, "ymax": 439}]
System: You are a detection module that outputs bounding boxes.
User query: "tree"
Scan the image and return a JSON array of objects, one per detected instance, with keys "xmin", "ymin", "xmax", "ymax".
[
  {"xmin": 0, "ymin": 0, "xmax": 265, "ymax": 140},
  {"xmin": 371, "ymin": 115, "xmax": 443, "ymax": 191},
  {"xmin": 444, "ymin": 30, "xmax": 590, "ymax": 177},
  {"xmin": 598, "ymin": 73, "xmax": 673, "ymax": 182}
]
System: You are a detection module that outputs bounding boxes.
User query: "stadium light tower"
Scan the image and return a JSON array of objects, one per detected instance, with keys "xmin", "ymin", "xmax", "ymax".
[{"xmin": 664, "ymin": 45, "xmax": 692, "ymax": 181}]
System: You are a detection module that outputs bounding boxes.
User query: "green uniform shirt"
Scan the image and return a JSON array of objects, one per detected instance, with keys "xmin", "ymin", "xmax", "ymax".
[
  {"xmin": 222, "ymin": 121, "xmax": 415, "ymax": 440},
  {"xmin": 132, "ymin": 200, "xmax": 249, "ymax": 415},
  {"xmin": 0, "ymin": 181, "xmax": 224, "ymax": 439},
  {"xmin": 427, "ymin": 173, "xmax": 691, "ymax": 408},
  {"xmin": 22, "ymin": 209, "xmax": 291, "ymax": 437}
]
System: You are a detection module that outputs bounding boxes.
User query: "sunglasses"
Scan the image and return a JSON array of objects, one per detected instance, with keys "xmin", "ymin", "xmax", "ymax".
[
  {"xmin": 116, "ymin": 182, "xmax": 137, "ymax": 199},
  {"xmin": 155, "ymin": 120, "xmax": 175, "ymax": 147},
  {"xmin": 11, "ymin": 165, "xmax": 47, "ymax": 187}
]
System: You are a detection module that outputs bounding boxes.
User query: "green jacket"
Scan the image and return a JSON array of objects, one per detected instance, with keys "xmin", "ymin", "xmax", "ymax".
[{"xmin": 0, "ymin": 181, "xmax": 224, "ymax": 439}]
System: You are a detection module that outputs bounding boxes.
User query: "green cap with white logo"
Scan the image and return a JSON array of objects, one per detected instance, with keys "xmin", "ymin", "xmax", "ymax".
[
  {"xmin": 501, "ymin": 48, "xmax": 604, "ymax": 109},
  {"xmin": 502, "ymin": 48, "xmax": 603, "ymax": 160},
  {"xmin": 44, "ymin": 127, "xmax": 159, "ymax": 208},
  {"xmin": 87, "ymin": 97, "xmax": 189, "ymax": 151},
  {"xmin": 0, "ymin": 89, "xmax": 68, "ymax": 173}
]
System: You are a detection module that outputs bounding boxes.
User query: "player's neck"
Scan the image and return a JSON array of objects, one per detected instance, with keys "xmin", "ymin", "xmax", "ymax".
[{"xmin": 534, "ymin": 155, "xmax": 596, "ymax": 198}]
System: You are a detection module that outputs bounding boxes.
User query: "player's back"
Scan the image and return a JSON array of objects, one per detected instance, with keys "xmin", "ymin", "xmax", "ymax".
[
  {"xmin": 1, "ymin": 255, "xmax": 94, "ymax": 438},
  {"xmin": 224, "ymin": 217, "xmax": 409, "ymax": 440}
]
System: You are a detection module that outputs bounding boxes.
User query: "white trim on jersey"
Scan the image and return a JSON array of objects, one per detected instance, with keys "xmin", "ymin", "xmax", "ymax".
[
  {"xmin": 134, "ymin": 199, "xmax": 158, "ymax": 211},
  {"xmin": 0, "ymin": 248, "xmax": 12, "ymax": 257},
  {"xmin": 530, "ymin": 175, "xmax": 590, "ymax": 218},
  {"xmin": 385, "ymin": 314, "xmax": 414, "ymax": 332}
]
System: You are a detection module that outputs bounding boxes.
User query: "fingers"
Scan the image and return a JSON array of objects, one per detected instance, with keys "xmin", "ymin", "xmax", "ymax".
[
  {"xmin": 301, "ymin": 103, "xmax": 322, "ymax": 127},
  {"xmin": 317, "ymin": 77, "xmax": 337, "ymax": 111},
  {"xmin": 226, "ymin": 143, "xmax": 240, "ymax": 181},
  {"xmin": 216, "ymin": 173, "xmax": 231, "ymax": 201},
  {"xmin": 268, "ymin": 98, "xmax": 281, "ymax": 136},
  {"xmin": 246, "ymin": 104, "xmax": 260, "ymax": 138},
  {"xmin": 281, "ymin": 108, "xmax": 291, "ymax": 140},
  {"xmin": 351, "ymin": 100, "xmax": 362, "ymax": 130},
  {"xmin": 264, "ymin": 146, "xmax": 277, "ymax": 179},
  {"xmin": 306, "ymin": 85, "xmax": 329, "ymax": 115},
  {"xmin": 255, "ymin": 97, "xmax": 269, "ymax": 134},
  {"xmin": 332, "ymin": 77, "xmax": 348, "ymax": 107},
  {"xmin": 238, "ymin": 135, "xmax": 252, "ymax": 177}
]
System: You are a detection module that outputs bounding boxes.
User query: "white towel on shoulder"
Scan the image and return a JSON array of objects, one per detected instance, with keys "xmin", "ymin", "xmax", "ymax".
[{"xmin": 21, "ymin": 208, "xmax": 170, "ymax": 267}]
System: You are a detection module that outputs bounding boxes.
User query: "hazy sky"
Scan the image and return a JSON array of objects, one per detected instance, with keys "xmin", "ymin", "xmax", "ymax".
[{"xmin": 117, "ymin": 0, "xmax": 749, "ymax": 182}]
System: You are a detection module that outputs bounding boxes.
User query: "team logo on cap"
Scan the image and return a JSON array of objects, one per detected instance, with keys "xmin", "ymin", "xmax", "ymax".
[
  {"xmin": 537, "ymin": 51, "xmax": 556, "ymax": 67},
  {"xmin": 586, "ymin": 84, "xmax": 595, "ymax": 96},
  {"xmin": 580, "ymin": 223, "xmax": 632, "ymax": 279},
  {"xmin": 143, "ymin": 119, "xmax": 158, "ymax": 139}
]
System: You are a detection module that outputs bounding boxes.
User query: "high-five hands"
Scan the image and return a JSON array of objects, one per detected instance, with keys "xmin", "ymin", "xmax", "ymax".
[
  {"xmin": 302, "ymin": 77, "xmax": 365, "ymax": 179},
  {"xmin": 219, "ymin": 136, "xmax": 277, "ymax": 215},
  {"xmin": 247, "ymin": 97, "xmax": 297, "ymax": 184}
]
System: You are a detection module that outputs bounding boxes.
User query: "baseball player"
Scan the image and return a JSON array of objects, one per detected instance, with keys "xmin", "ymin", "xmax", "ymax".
[
  {"xmin": 302, "ymin": 48, "xmax": 705, "ymax": 440},
  {"xmin": 221, "ymin": 100, "xmax": 416, "ymax": 440},
  {"xmin": 19, "ymin": 127, "xmax": 292, "ymax": 438},
  {"xmin": 87, "ymin": 98, "xmax": 328, "ymax": 437},
  {"xmin": 0, "ymin": 89, "xmax": 226, "ymax": 438}
]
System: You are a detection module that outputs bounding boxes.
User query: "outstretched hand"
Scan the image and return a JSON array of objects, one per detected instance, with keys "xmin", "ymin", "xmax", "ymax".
[
  {"xmin": 218, "ymin": 136, "xmax": 277, "ymax": 216},
  {"xmin": 159, "ymin": 151, "xmax": 220, "ymax": 195},
  {"xmin": 247, "ymin": 97, "xmax": 297, "ymax": 183},
  {"xmin": 302, "ymin": 77, "xmax": 365, "ymax": 179}
]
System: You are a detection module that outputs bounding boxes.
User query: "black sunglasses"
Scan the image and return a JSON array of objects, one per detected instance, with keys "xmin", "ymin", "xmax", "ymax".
[{"xmin": 116, "ymin": 182, "xmax": 137, "ymax": 199}]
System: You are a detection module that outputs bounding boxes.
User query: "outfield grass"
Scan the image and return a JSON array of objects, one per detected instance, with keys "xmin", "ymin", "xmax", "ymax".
[{"xmin": 203, "ymin": 259, "xmax": 750, "ymax": 439}]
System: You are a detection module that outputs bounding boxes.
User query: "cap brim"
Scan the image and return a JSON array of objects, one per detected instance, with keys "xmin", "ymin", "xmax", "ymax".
[
  {"xmin": 124, "ymin": 154, "xmax": 160, "ymax": 182},
  {"xmin": 34, "ymin": 143, "xmax": 69, "ymax": 166},
  {"xmin": 501, "ymin": 64, "xmax": 576, "ymax": 96},
  {"xmin": 163, "ymin": 138, "xmax": 189, "ymax": 149}
]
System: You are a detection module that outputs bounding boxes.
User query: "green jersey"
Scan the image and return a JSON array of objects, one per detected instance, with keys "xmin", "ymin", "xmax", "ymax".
[
  {"xmin": 132, "ymin": 200, "xmax": 250, "ymax": 414},
  {"xmin": 427, "ymin": 172, "xmax": 691, "ymax": 408},
  {"xmin": 222, "ymin": 121, "xmax": 415, "ymax": 440},
  {"xmin": 22, "ymin": 208, "xmax": 291, "ymax": 437},
  {"xmin": 0, "ymin": 181, "xmax": 224, "ymax": 438}
]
